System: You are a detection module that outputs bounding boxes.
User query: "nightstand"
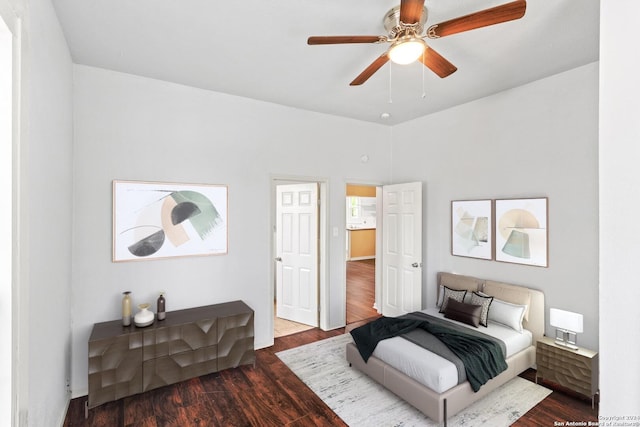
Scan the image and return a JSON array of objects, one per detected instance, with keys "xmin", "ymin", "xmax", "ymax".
[{"xmin": 536, "ymin": 336, "xmax": 599, "ymax": 408}]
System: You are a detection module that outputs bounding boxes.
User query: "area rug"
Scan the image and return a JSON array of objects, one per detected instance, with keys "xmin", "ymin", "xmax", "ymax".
[{"xmin": 276, "ymin": 334, "xmax": 551, "ymax": 427}]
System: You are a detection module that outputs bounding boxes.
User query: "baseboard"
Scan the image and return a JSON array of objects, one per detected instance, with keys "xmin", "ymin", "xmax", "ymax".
[
  {"xmin": 347, "ymin": 256, "xmax": 375, "ymax": 261},
  {"xmin": 71, "ymin": 388, "xmax": 88, "ymax": 399},
  {"xmin": 58, "ymin": 392, "xmax": 71, "ymax": 427}
]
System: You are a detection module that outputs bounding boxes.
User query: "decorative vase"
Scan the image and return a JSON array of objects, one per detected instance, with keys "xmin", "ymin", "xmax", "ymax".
[
  {"xmin": 122, "ymin": 291, "xmax": 132, "ymax": 326},
  {"xmin": 134, "ymin": 303, "xmax": 155, "ymax": 327},
  {"xmin": 157, "ymin": 292, "xmax": 166, "ymax": 321}
]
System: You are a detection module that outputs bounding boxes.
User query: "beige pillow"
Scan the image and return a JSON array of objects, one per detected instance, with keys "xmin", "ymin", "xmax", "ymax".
[{"xmin": 483, "ymin": 280, "xmax": 531, "ymax": 322}]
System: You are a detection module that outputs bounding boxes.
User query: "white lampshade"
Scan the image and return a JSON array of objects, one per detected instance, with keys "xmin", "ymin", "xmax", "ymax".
[
  {"xmin": 388, "ymin": 38, "xmax": 425, "ymax": 65},
  {"xmin": 550, "ymin": 308, "xmax": 584, "ymax": 333}
]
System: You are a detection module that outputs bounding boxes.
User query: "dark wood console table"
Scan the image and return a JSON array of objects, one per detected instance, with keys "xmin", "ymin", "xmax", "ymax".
[{"xmin": 87, "ymin": 300, "xmax": 254, "ymax": 414}]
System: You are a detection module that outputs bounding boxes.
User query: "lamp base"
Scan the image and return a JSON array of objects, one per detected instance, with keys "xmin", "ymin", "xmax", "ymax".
[{"xmin": 554, "ymin": 328, "xmax": 579, "ymax": 351}]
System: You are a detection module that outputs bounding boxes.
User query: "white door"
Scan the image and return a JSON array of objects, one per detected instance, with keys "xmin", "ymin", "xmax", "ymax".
[
  {"xmin": 276, "ymin": 183, "xmax": 319, "ymax": 326},
  {"xmin": 381, "ymin": 182, "xmax": 423, "ymax": 317}
]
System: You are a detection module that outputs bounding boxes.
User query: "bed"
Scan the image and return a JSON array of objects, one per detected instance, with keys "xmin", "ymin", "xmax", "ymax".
[{"xmin": 345, "ymin": 272, "xmax": 545, "ymax": 425}]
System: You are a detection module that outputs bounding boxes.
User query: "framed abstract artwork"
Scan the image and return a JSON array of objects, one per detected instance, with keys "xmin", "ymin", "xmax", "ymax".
[
  {"xmin": 495, "ymin": 197, "xmax": 548, "ymax": 267},
  {"xmin": 113, "ymin": 180, "xmax": 228, "ymax": 262},
  {"xmin": 451, "ymin": 199, "xmax": 493, "ymax": 260}
]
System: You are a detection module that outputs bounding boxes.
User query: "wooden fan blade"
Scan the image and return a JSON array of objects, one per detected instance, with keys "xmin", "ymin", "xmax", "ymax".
[
  {"xmin": 350, "ymin": 53, "xmax": 390, "ymax": 86},
  {"xmin": 399, "ymin": 0, "xmax": 425, "ymax": 25},
  {"xmin": 419, "ymin": 46, "xmax": 457, "ymax": 78},
  {"xmin": 427, "ymin": 0, "xmax": 526, "ymax": 38},
  {"xmin": 308, "ymin": 36, "xmax": 383, "ymax": 45}
]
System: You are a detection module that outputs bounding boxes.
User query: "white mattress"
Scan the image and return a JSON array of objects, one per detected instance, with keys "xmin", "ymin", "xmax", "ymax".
[{"xmin": 371, "ymin": 308, "xmax": 533, "ymax": 393}]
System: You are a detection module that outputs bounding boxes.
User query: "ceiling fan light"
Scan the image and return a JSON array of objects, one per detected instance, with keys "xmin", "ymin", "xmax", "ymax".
[{"xmin": 389, "ymin": 38, "xmax": 426, "ymax": 65}]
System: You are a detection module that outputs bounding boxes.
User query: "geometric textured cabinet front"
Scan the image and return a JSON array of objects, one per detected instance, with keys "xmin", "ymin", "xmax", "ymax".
[
  {"xmin": 88, "ymin": 332, "xmax": 143, "ymax": 407},
  {"xmin": 141, "ymin": 320, "xmax": 219, "ymax": 392},
  {"xmin": 217, "ymin": 311, "xmax": 255, "ymax": 371},
  {"xmin": 536, "ymin": 336, "xmax": 598, "ymax": 405},
  {"xmin": 88, "ymin": 300, "xmax": 254, "ymax": 409}
]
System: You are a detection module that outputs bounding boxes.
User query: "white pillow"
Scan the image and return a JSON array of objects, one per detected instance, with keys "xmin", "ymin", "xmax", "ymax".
[
  {"xmin": 463, "ymin": 291, "xmax": 474, "ymax": 304},
  {"xmin": 488, "ymin": 298, "xmax": 527, "ymax": 333},
  {"xmin": 437, "ymin": 285, "xmax": 444, "ymax": 307}
]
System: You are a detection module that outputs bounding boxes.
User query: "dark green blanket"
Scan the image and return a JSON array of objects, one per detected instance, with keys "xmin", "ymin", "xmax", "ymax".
[
  {"xmin": 350, "ymin": 317, "xmax": 423, "ymax": 362},
  {"xmin": 350, "ymin": 314, "xmax": 508, "ymax": 392}
]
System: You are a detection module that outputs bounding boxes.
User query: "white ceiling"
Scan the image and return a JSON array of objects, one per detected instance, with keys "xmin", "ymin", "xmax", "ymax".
[{"xmin": 51, "ymin": 0, "xmax": 600, "ymax": 125}]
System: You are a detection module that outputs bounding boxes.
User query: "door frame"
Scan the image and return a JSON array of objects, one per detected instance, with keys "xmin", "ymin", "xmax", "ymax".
[
  {"xmin": 1, "ymin": 4, "xmax": 22, "ymax": 425},
  {"xmin": 270, "ymin": 175, "xmax": 329, "ymax": 341}
]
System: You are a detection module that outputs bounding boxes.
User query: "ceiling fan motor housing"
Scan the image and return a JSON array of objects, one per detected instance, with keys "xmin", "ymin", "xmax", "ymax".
[{"xmin": 383, "ymin": 5, "xmax": 428, "ymax": 38}]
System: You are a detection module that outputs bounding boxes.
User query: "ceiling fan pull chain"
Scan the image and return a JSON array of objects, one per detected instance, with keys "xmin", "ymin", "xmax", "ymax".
[
  {"xmin": 421, "ymin": 52, "xmax": 427, "ymax": 99},
  {"xmin": 388, "ymin": 63, "xmax": 393, "ymax": 104}
]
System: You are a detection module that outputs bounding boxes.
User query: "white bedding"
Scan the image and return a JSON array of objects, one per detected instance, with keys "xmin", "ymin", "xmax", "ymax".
[{"xmin": 371, "ymin": 307, "xmax": 533, "ymax": 393}]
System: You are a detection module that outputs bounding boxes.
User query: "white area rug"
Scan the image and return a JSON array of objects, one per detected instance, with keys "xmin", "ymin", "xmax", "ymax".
[{"xmin": 276, "ymin": 334, "xmax": 552, "ymax": 427}]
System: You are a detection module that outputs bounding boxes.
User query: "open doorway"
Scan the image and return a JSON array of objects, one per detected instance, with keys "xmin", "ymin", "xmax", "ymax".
[{"xmin": 345, "ymin": 184, "xmax": 380, "ymax": 325}]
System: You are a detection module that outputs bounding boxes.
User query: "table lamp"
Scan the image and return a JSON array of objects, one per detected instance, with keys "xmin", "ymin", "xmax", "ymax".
[{"xmin": 550, "ymin": 308, "xmax": 583, "ymax": 350}]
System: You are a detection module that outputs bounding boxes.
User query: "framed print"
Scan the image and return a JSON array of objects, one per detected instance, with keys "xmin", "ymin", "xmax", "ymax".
[
  {"xmin": 451, "ymin": 199, "xmax": 493, "ymax": 260},
  {"xmin": 113, "ymin": 180, "xmax": 228, "ymax": 262},
  {"xmin": 495, "ymin": 197, "xmax": 548, "ymax": 267}
]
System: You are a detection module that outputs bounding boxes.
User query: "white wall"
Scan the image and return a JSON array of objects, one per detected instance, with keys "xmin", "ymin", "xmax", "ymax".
[
  {"xmin": 8, "ymin": 0, "xmax": 75, "ymax": 425},
  {"xmin": 391, "ymin": 63, "xmax": 600, "ymax": 351},
  {"xmin": 70, "ymin": 65, "xmax": 391, "ymax": 396},
  {"xmin": 599, "ymin": 0, "xmax": 640, "ymax": 416},
  {"xmin": 0, "ymin": 7, "xmax": 13, "ymax": 426}
]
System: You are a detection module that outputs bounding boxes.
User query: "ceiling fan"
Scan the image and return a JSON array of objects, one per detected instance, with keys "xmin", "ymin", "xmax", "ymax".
[{"xmin": 307, "ymin": 0, "xmax": 527, "ymax": 86}]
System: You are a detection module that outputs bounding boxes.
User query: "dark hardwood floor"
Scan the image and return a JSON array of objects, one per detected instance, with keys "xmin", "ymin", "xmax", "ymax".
[
  {"xmin": 346, "ymin": 259, "xmax": 379, "ymax": 325},
  {"xmin": 65, "ymin": 328, "xmax": 347, "ymax": 427},
  {"xmin": 64, "ymin": 325, "xmax": 598, "ymax": 427},
  {"xmin": 65, "ymin": 261, "xmax": 597, "ymax": 426},
  {"xmin": 513, "ymin": 369, "xmax": 598, "ymax": 427}
]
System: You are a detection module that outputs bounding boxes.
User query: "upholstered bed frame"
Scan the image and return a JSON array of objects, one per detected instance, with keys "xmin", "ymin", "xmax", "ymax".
[{"xmin": 345, "ymin": 272, "xmax": 545, "ymax": 425}]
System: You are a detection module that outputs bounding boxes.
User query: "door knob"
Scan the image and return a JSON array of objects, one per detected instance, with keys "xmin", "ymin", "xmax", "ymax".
[
  {"xmin": 411, "ymin": 262, "xmax": 423, "ymax": 268},
  {"xmin": 275, "ymin": 257, "xmax": 282, "ymax": 262}
]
